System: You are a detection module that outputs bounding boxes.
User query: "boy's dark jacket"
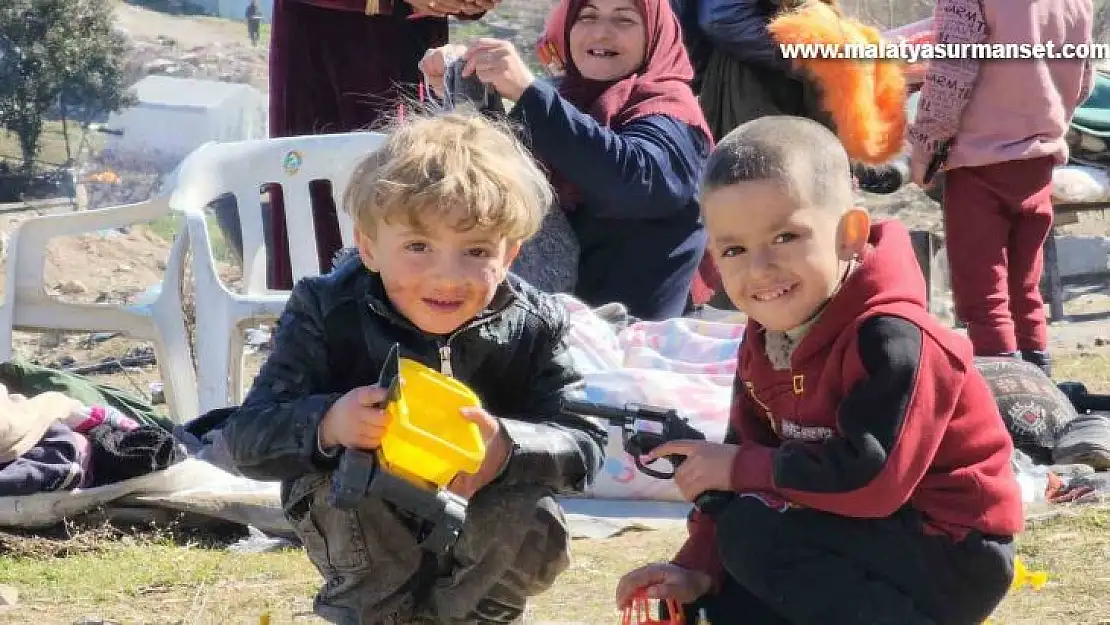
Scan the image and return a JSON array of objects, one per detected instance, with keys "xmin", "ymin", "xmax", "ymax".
[
  {"xmin": 222, "ymin": 254, "xmax": 608, "ymax": 500},
  {"xmin": 674, "ymin": 221, "xmax": 1024, "ymax": 585}
]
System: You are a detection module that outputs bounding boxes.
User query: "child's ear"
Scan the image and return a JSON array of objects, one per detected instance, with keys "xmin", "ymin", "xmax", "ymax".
[
  {"xmin": 837, "ymin": 207, "xmax": 870, "ymax": 260},
  {"xmin": 503, "ymin": 240, "xmax": 522, "ymax": 270},
  {"xmin": 355, "ymin": 228, "xmax": 379, "ymax": 272}
]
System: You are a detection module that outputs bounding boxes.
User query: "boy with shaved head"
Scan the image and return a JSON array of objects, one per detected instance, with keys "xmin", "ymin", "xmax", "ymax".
[{"xmin": 616, "ymin": 116, "xmax": 1023, "ymax": 625}]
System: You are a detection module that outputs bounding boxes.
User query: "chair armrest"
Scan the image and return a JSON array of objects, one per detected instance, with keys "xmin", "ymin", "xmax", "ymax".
[{"xmin": 6, "ymin": 198, "xmax": 172, "ymax": 304}]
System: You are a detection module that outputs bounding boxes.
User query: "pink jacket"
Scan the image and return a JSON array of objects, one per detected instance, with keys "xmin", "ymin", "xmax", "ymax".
[{"xmin": 908, "ymin": 0, "xmax": 1096, "ymax": 171}]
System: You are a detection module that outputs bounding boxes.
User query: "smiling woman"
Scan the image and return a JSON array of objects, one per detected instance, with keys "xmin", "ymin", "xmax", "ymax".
[{"xmin": 421, "ymin": 0, "xmax": 713, "ymax": 321}]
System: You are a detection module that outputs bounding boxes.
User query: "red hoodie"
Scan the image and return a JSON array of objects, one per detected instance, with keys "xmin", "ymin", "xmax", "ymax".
[{"xmin": 672, "ymin": 220, "xmax": 1024, "ymax": 586}]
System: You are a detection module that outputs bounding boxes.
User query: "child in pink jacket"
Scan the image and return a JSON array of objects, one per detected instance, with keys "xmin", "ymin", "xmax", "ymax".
[{"xmin": 909, "ymin": 0, "xmax": 1095, "ymax": 377}]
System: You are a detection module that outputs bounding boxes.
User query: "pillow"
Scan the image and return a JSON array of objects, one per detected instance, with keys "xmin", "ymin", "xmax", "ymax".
[{"xmin": 974, "ymin": 357, "xmax": 1078, "ymax": 463}]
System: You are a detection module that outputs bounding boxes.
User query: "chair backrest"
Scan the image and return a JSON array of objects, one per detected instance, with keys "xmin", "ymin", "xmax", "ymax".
[{"xmin": 168, "ymin": 132, "xmax": 388, "ymax": 293}]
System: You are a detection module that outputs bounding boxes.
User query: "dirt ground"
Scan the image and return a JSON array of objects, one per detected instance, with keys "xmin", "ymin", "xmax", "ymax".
[
  {"xmin": 0, "ymin": 501, "xmax": 1107, "ymax": 624},
  {"xmin": 114, "ymin": 2, "xmax": 253, "ymax": 47}
]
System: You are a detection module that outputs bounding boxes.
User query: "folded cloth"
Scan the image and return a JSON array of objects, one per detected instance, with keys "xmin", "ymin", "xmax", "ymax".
[
  {"xmin": 64, "ymin": 405, "xmax": 140, "ymax": 434},
  {"xmin": 1053, "ymin": 413, "xmax": 1110, "ymax": 470},
  {"xmin": 86, "ymin": 424, "xmax": 187, "ymax": 487},
  {"xmin": 173, "ymin": 407, "xmax": 240, "ymax": 474},
  {"xmin": 0, "ymin": 359, "xmax": 172, "ymax": 431},
  {"xmin": 0, "ymin": 423, "xmax": 90, "ymax": 496}
]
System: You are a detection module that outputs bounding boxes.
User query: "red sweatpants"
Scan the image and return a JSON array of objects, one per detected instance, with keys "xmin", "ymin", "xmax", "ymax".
[{"xmin": 942, "ymin": 156, "xmax": 1055, "ymax": 356}]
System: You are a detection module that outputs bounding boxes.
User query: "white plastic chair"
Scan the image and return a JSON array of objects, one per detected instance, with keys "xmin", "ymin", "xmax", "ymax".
[
  {"xmin": 0, "ymin": 198, "xmax": 200, "ymax": 422},
  {"xmin": 167, "ymin": 131, "xmax": 389, "ymax": 413}
]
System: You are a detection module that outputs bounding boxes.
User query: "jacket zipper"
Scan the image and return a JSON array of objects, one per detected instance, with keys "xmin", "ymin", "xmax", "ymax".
[
  {"xmin": 364, "ymin": 287, "xmax": 512, "ymax": 378},
  {"xmin": 744, "ymin": 381, "xmax": 779, "ymax": 435},
  {"xmin": 438, "ymin": 343, "xmax": 454, "ymax": 377},
  {"xmin": 437, "ymin": 314, "xmax": 500, "ymax": 377}
]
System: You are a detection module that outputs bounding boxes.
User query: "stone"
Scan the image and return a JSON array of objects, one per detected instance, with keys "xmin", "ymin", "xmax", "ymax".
[
  {"xmin": 0, "ymin": 584, "xmax": 18, "ymax": 607},
  {"xmin": 56, "ymin": 279, "xmax": 88, "ymax": 295}
]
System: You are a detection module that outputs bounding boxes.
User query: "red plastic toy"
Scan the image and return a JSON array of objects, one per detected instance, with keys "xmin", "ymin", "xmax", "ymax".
[{"xmin": 620, "ymin": 590, "xmax": 684, "ymax": 625}]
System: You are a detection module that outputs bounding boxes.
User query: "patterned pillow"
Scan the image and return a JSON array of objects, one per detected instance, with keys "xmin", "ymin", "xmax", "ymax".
[{"xmin": 974, "ymin": 357, "xmax": 1079, "ymax": 463}]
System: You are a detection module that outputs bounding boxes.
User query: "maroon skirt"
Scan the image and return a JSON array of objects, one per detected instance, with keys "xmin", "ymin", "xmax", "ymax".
[{"xmin": 265, "ymin": 0, "xmax": 448, "ymax": 288}]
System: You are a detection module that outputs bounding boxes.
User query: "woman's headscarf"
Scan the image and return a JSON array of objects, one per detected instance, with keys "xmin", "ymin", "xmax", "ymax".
[{"xmin": 538, "ymin": 0, "xmax": 712, "ymax": 208}]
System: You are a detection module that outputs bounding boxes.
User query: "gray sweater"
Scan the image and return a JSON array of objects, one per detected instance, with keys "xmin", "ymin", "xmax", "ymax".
[{"xmin": 511, "ymin": 207, "xmax": 579, "ymax": 295}]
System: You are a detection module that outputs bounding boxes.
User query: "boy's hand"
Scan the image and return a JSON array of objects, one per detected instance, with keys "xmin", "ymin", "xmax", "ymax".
[
  {"xmin": 616, "ymin": 562, "xmax": 712, "ymax": 607},
  {"xmin": 318, "ymin": 386, "xmax": 392, "ymax": 450},
  {"xmin": 419, "ymin": 44, "xmax": 469, "ymax": 97},
  {"xmin": 647, "ymin": 441, "xmax": 738, "ymax": 503},
  {"xmin": 447, "ymin": 407, "xmax": 511, "ymax": 498}
]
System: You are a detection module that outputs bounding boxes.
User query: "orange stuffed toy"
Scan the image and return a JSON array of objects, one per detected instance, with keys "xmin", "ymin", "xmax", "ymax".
[{"xmin": 767, "ymin": 1, "xmax": 908, "ymax": 164}]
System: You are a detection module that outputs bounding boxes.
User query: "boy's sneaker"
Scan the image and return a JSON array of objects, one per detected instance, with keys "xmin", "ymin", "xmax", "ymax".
[{"xmin": 1021, "ymin": 349, "xmax": 1053, "ymax": 378}]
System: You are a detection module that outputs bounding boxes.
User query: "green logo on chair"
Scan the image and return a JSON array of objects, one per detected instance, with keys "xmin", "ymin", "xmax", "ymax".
[{"xmin": 283, "ymin": 150, "xmax": 303, "ymax": 176}]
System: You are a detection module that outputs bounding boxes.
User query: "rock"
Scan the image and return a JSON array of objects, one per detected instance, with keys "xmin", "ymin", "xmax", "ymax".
[
  {"xmin": 245, "ymin": 327, "xmax": 271, "ymax": 346},
  {"xmin": 0, "ymin": 584, "xmax": 17, "ymax": 606},
  {"xmin": 56, "ymin": 279, "xmax": 88, "ymax": 295},
  {"xmin": 142, "ymin": 58, "xmax": 177, "ymax": 73},
  {"xmin": 149, "ymin": 381, "xmax": 165, "ymax": 405},
  {"xmin": 39, "ymin": 331, "xmax": 63, "ymax": 349}
]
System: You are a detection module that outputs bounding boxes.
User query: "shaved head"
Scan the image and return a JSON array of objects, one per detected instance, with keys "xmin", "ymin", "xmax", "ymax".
[{"xmin": 701, "ymin": 116, "xmax": 853, "ymax": 212}]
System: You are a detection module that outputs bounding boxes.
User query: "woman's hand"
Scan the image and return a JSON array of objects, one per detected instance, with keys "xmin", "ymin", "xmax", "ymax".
[
  {"xmin": 459, "ymin": 0, "xmax": 500, "ymax": 13},
  {"xmin": 406, "ymin": 0, "xmax": 496, "ymax": 17},
  {"xmin": 405, "ymin": 0, "xmax": 453, "ymax": 17},
  {"xmin": 461, "ymin": 38, "xmax": 536, "ymax": 102},
  {"xmin": 420, "ymin": 44, "xmax": 469, "ymax": 97}
]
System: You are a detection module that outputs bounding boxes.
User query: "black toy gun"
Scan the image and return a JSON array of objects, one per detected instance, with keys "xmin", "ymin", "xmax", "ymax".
[
  {"xmin": 561, "ymin": 398, "xmax": 735, "ymax": 515},
  {"xmin": 327, "ymin": 344, "xmax": 468, "ymax": 555},
  {"xmin": 922, "ymin": 138, "xmax": 952, "ymax": 186}
]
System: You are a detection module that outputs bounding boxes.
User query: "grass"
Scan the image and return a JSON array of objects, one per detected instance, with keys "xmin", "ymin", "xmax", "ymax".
[
  {"xmin": 2, "ymin": 353, "xmax": 1109, "ymax": 624},
  {"xmin": 146, "ymin": 212, "xmax": 234, "ymax": 265},
  {"xmin": 991, "ymin": 508, "xmax": 1110, "ymax": 624},
  {"xmin": 0, "ymin": 121, "xmax": 107, "ymax": 172}
]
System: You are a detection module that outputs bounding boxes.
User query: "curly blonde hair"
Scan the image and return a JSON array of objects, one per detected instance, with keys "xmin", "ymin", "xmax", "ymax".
[{"xmin": 343, "ymin": 112, "xmax": 553, "ymax": 244}]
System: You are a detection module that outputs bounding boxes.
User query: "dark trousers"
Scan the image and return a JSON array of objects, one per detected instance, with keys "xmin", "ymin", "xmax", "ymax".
[
  {"xmin": 284, "ymin": 474, "xmax": 570, "ymax": 624},
  {"xmin": 685, "ymin": 496, "xmax": 1015, "ymax": 625},
  {"xmin": 942, "ymin": 156, "xmax": 1055, "ymax": 356}
]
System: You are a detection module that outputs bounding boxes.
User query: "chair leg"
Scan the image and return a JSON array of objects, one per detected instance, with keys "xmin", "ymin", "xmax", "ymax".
[
  {"xmin": 151, "ymin": 230, "xmax": 200, "ymax": 423},
  {"xmin": 196, "ymin": 321, "xmax": 235, "ymax": 414},
  {"xmin": 149, "ymin": 333, "xmax": 200, "ymax": 424},
  {"xmin": 0, "ymin": 303, "xmax": 15, "ymax": 363},
  {"xmin": 228, "ymin": 327, "xmax": 246, "ymax": 406},
  {"xmin": 1043, "ymin": 227, "xmax": 1065, "ymax": 323}
]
